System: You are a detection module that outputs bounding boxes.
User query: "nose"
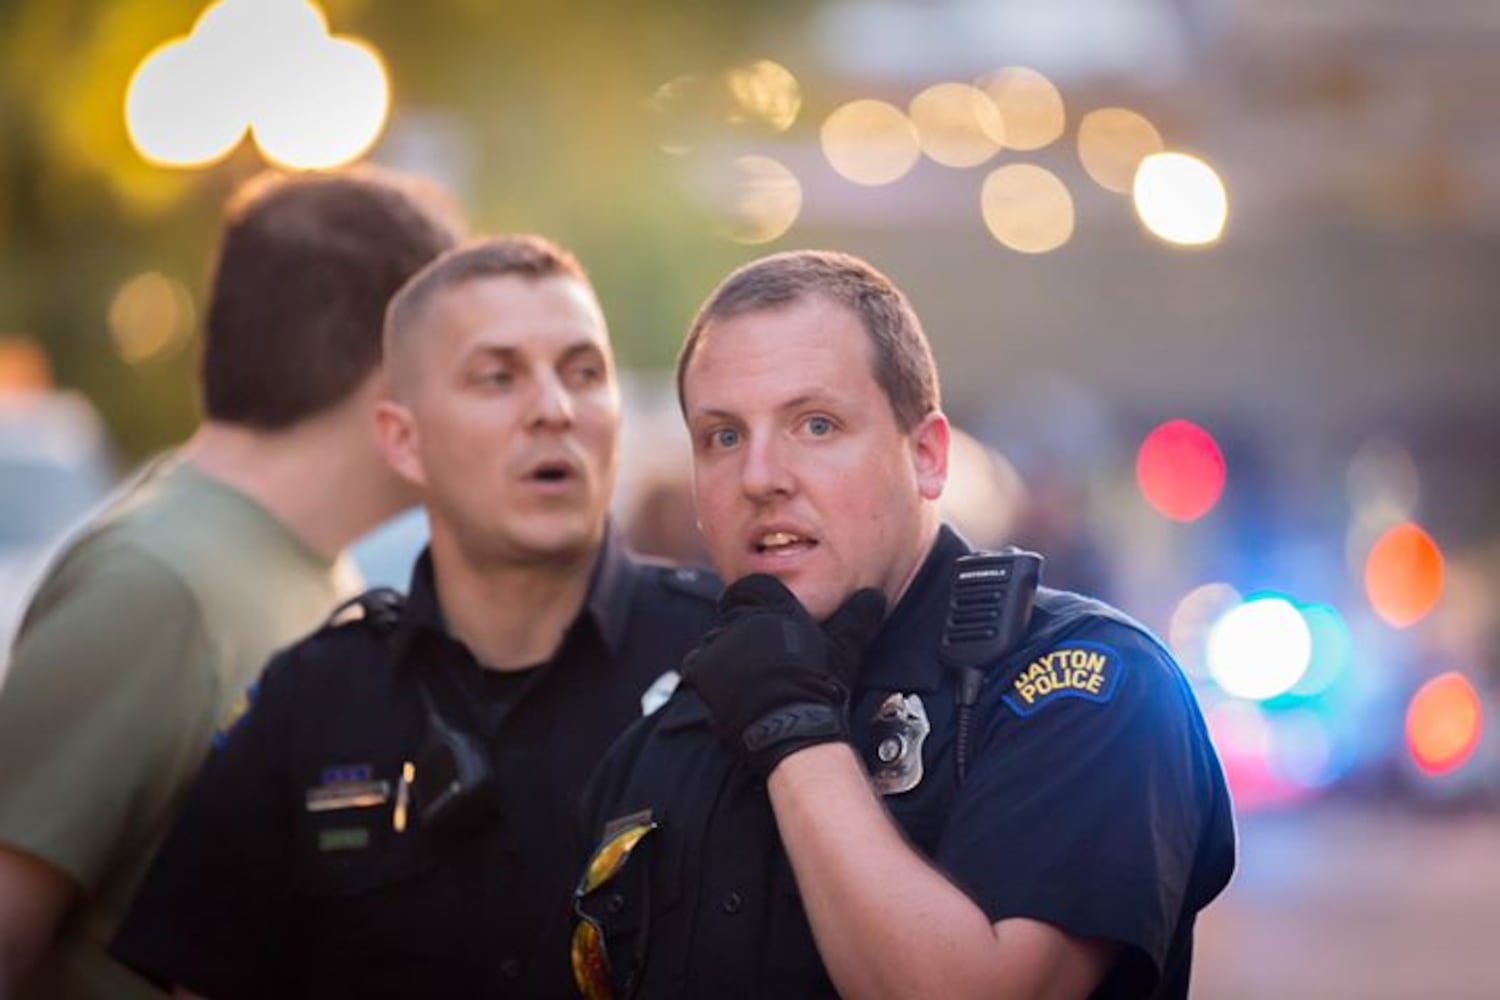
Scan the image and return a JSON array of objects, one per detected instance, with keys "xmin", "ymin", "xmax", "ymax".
[
  {"xmin": 527, "ymin": 370, "xmax": 575, "ymax": 429},
  {"xmin": 739, "ymin": 431, "xmax": 794, "ymax": 502}
]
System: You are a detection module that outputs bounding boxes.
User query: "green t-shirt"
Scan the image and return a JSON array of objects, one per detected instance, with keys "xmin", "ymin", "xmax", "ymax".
[{"xmin": 0, "ymin": 456, "xmax": 361, "ymax": 998}]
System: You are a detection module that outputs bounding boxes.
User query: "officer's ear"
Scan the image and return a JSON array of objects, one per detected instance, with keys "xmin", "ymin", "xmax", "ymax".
[
  {"xmin": 909, "ymin": 410, "xmax": 949, "ymax": 502},
  {"xmin": 374, "ymin": 398, "xmax": 428, "ymax": 489}
]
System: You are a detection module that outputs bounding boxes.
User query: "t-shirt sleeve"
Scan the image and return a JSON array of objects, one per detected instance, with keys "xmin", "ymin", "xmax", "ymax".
[
  {"xmin": 935, "ymin": 624, "xmax": 1216, "ymax": 985},
  {"xmin": 109, "ymin": 652, "xmax": 299, "ymax": 999},
  {"xmin": 0, "ymin": 546, "xmax": 216, "ymax": 888}
]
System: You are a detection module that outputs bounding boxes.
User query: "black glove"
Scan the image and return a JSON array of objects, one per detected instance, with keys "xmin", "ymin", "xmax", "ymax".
[{"xmin": 681, "ymin": 574, "xmax": 886, "ymax": 778}]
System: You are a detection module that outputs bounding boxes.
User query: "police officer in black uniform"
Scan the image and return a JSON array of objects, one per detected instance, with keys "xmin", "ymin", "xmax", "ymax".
[
  {"xmin": 110, "ymin": 237, "xmax": 719, "ymax": 998},
  {"xmin": 574, "ymin": 250, "xmax": 1235, "ymax": 999}
]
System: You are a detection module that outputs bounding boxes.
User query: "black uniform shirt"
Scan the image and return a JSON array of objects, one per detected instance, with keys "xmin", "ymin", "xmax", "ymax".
[
  {"xmin": 580, "ymin": 525, "xmax": 1236, "ymax": 998},
  {"xmin": 111, "ymin": 531, "xmax": 719, "ymax": 999}
]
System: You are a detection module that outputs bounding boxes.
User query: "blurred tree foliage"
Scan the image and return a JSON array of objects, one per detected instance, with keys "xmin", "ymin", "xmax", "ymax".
[{"xmin": 0, "ymin": 0, "xmax": 809, "ymax": 460}]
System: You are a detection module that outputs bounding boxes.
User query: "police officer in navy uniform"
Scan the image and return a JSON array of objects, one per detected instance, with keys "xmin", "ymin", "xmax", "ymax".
[
  {"xmin": 110, "ymin": 236, "xmax": 719, "ymax": 998},
  {"xmin": 574, "ymin": 250, "xmax": 1235, "ymax": 999}
]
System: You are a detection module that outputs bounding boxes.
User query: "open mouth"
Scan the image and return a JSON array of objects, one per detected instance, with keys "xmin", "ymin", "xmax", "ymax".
[
  {"xmin": 754, "ymin": 531, "xmax": 817, "ymax": 555},
  {"xmin": 527, "ymin": 461, "xmax": 576, "ymax": 484}
]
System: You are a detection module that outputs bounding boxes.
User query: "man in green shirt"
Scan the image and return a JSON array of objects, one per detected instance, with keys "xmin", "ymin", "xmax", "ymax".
[{"xmin": 0, "ymin": 170, "xmax": 461, "ymax": 998}]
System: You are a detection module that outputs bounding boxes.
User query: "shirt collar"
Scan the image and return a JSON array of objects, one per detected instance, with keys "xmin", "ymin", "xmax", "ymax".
[
  {"xmin": 392, "ymin": 522, "xmax": 640, "ymax": 665},
  {"xmin": 858, "ymin": 524, "xmax": 973, "ymax": 695}
]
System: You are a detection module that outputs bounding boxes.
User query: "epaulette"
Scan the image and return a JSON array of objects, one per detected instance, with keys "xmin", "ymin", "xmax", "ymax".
[
  {"xmin": 323, "ymin": 586, "xmax": 407, "ymax": 634},
  {"xmin": 654, "ymin": 565, "xmax": 721, "ymax": 604}
]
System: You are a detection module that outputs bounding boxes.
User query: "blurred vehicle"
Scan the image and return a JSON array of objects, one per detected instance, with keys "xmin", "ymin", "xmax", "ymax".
[{"xmin": 0, "ymin": 390, "xmax": 117, "ymax": 663}]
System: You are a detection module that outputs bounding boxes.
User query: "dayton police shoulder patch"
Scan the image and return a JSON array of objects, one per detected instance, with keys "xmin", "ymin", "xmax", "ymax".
[{"xmin": 1002, "ymin": 641, "xmax": 1125, "ymax": 717}]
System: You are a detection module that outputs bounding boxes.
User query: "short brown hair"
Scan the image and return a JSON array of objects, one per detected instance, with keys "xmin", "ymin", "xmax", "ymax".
[
  {"xmin": 386, "ymin": 234, "xmax": 590, "ymax": 343},
  {"xmin": 200, "ymin": 169, "xmax": 462, "ymax": 429},
  {"xmin": 676, "ymin": 250, "xmax": 940, "ymax": 430}
]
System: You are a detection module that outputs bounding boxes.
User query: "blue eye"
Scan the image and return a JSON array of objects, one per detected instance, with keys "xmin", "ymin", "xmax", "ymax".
[
  {"xmin": 806, "ymin": 416, "xmax": 834, "ymax": 436},
  {"xmin": 711, "ymin": 427, "xmax": 740, "ymax": 449}
]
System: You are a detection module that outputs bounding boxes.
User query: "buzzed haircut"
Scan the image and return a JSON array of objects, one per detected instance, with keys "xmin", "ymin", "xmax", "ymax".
[
  {"xmin": 200, "ymin": 169, "xmax": 462, "ymax": 430},
  {"xmin": 676, "ymin": 250, "xmax": 941, "ymax": 431},
  {"xmin": 382, "ymin": 235, "xmax": 594, "ymax": 393}
]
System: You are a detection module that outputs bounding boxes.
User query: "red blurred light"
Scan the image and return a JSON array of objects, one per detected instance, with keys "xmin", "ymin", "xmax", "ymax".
[
  {"xmin": 1365, "ymin": 522, "xmax": 1444, "ymax": 628},
  {"xmin": 1406, "ymin": 672, "xmax": 1482, "ymax": 776},
  {"xmin": 1136, "ymin": 419, "xmax": 1225, "ymax": 522}
]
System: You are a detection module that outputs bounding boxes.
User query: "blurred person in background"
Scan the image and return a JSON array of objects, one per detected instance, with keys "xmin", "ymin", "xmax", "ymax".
[
  {"xmin": 109, "ymin": 237, "xmax": 719, "ymax": 998},
  {"xmin": 576, "ymin": 250, "xmax": 1236, "ymax": 998},
  {"xmin": 0, "ymin": 169, "xmax": 461, "ymax": 998}
]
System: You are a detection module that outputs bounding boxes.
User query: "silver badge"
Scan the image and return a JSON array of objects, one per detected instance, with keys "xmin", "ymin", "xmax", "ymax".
[{"xmin": 866, "ymin": 693, "xmax": 930, "ymax": 796}]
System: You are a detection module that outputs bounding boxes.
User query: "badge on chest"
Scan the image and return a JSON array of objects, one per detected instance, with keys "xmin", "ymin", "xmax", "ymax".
[{"xmin": 864, "ymin": 693, "xmax": 930, "ymax": 796}]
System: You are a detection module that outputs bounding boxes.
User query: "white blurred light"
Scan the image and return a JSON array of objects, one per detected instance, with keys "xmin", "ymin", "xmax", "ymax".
[
  {"xmin": 723, "ymin": 155, "xmax": 802, "ymax": 245},
  {"xmin": 1207, "ymin": 596, "xmax": 1312, "ymax": 700},
  {"xmin": 126, "ymin": 40, "xmax": 247, "ymax": 167},
  {"xmin": 977, "ymin": 66, "xmax": 1064, "ymax": 151},
  {"xmin": 252, "ymin": 37, "xmax": 390, "ymax": 169},
  {"xmin": 820, "ymin": 99, "xmax": 921, "ymax": 186},
  {"xmin": 125, "ymin": 0, "xmax": 390, "ymax": 171},
  {"xmin": 908, "ymin": 82, "xmax": 1003, "ymax": 168},
  {"xmin": 980, "ymin": 163, "xmax": 1074, "ymax": 254},
  {"xmin": 1133, "ymin": 152, "xmax": 1228, "ymax": 246}
]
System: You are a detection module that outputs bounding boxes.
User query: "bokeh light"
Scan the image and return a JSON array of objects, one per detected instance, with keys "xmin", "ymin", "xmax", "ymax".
[
  {"xmin": 0, "ymin": 338, "xmax": 54, "ymax": 392},
  {"xmin": 1405, "ymin": 672, "xmax": 1483, "ymax": 775},
  {"xmin": 1168, "ymin": 582, "xmax": 1242, "ymax": 679},
  {"xmin": 1208, "ymin": 595, "xmax": 1312, "ymax": 700},
  {"xmin": 251, "ymin": 37, "xmax": 389, "ymax": 170},
  {"xmin": 1268, "ymin": 708, "xmax": 1351, "ymax": 791},
  {"xmin": 820, "ymin": 99, "xmax": 922, "ymax": 186},
  {"xmin": 725, "ymin": 59, "xmax": 801, "ymax": 133},
  {"xmin": 1133, "ymin": 152, "xmax": 1229, "ymax": 246},
  {"xmin": 108, "ymin": 272, "xmax": 196, "ymax": 365},
  {"xmin": 1291, "ymin": 603, "xmax": 1354, "ymax": 697},
  {"xmin": 1135, "ymin": 419, "xmax": 1226, "ymax": 522},
  {"xmin": 1077, "ymin": 107, "xmax": 1164, "ymax": 194},
  {"xmin": 978, "ymin": 67, "xmax": 1065, "ymax": 151},
  {"xmin": 979, "ymin": 163, "xmax": 1074, "ymax": 254},
  {"xmin": 1364, "ymin": 522, "xmax": 1444, "ymax": 628},
  {"xmin": 126, "ymin": 40, "xmax": 248, "ymax": 167},
  {"xmin": 650, "ymin": 75, "xmax": 705, "ymax": 155},
  {"xmin": 722, "ymin": 155, "xmax": 802, "ymax": 245},
  {"xmin": 1346, "ymin": 437, "xmax": 1421, "ymax": 522},
  {"xmin": 908, "ymin": 82, "xmax": 1004, "ymax": 168},
  {"xmin": 125, "ymin": 0, "xmax": 390, "ymax": 171}
]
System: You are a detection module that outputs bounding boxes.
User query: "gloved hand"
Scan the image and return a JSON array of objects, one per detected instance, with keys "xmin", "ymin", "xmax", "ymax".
[{"xmin": 681, "ymin": 574, "xmax": 886, "ymax": 778}]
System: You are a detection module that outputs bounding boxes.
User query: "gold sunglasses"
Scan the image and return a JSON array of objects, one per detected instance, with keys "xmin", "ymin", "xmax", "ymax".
[{"xmin": 571, "ymin": 818, "xmax": 658, "ymax": 1000}]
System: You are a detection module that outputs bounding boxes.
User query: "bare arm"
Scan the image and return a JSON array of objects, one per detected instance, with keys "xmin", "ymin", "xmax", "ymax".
[
  {"xmin": 768, "ymin": 743, "xmax": 1117, "ymax": 1000},
  {"xmin": 0, "ymin": 843, "xmax": 78, "ymax": 991}
]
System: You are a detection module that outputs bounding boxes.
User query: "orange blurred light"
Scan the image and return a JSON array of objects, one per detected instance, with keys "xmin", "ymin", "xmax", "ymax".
[
  {"xmin": 1135, "ymin": 419, "xmax": 1225, "ymax": 522},
  {"xmin": 1405, "ymin": 672, "xmax": 1482, "ymax": 775},
  {"xmin": 1365, "ymin": 522, "xmax": 1444, "ymax": 628}
]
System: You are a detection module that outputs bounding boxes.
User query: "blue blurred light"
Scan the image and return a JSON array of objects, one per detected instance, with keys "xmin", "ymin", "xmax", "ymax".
[
  {"xmin": 1267, "ymin": 707, "xmax": 1354, "ymax": 790},
  {"xmin": 1290, "ymin": 603, "xmax": 1353, "ymax": 697}
]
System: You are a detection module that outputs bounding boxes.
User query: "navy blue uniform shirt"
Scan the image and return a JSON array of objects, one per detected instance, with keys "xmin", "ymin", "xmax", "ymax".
[
  {"xmin": 579, "ymin": 525, "xmax": 1236, "ymax": 998},
  {"xmin": 111, "ymin": 530, "xmax": 719, "ymax": 999}
]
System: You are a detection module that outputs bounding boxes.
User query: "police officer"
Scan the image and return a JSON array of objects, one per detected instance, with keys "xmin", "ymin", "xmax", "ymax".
[
  {"xmin": 109, "ymin": 236, "xmax": 719, "ymax": 998},
  {"xmin": 575, "ymin": 250, "xmax": 1236, "ymax": 999}
]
